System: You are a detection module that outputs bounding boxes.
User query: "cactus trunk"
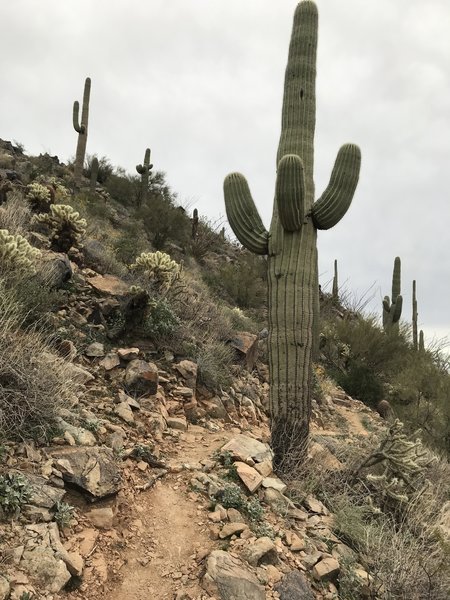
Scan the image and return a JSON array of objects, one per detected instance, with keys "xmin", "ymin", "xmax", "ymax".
[
  {"xmin": 224, "ymin": 1, "xmax": 361, "ymax": 473},
  {"xmin": 73, "ymin": 77, "xmax": 91, "ymax": 187},
  {"xmin": 90, "ymin": 157, "xmax": 99, "ymax": 193},
  {"xmin": 136, "ymin": 148, "xmax": 152, "ymax": 207}
]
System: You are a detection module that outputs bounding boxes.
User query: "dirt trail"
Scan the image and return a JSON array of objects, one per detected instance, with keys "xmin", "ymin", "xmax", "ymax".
[{"xmin": 105, "ymin": 426, "xmax": 235, "ymax": 600}]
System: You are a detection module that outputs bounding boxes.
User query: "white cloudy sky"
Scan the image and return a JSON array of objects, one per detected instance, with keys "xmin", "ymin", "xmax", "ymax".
[{"xmin": 1, "ymin": 0, "xmax": 449, "ymax": 346}]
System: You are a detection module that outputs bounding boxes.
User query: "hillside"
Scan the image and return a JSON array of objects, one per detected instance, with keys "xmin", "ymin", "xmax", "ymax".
[{"xmin": 0, "ymin": 137, "xmax": 449, "ymax": 600}]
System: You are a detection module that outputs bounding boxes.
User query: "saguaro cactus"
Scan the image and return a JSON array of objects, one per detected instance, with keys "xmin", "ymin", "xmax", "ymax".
[
  {"xmin": 223, "ymin": 1, "xmax": 361, "ymax": 473},
  {"xmin": 73, "ymin": 77, "xmax": 91, "ymax": 187},
  {"xmin": 332, "ymin": 259, "xmax": 339, "ymax": 301},
  {"xmin": 192, "ymin": 208, "xmax": 199, "ymax": 240},
  {"xmin": 383, "ymin": 257, "xmax": 403, "ymax": 331},
  {"xmin": 90, "ymin": 157, "xmax": 99, "ymax": 193},
  {"xmin": 419, "ymin": 330, "xmax": 425, "ymax": 353},
  {"xmin": 412, "ymin": 280, "xmax": 418, "ymax": 350},
  {"xmin": 136, "ymin": 148, "xmax": 153, "ymax": 207}
]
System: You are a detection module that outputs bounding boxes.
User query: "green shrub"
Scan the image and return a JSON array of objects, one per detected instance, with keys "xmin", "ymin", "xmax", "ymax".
[
  {"xmin": 54, "ymin": 501, "xmax": 75, "ymax": 528},
  {"xmin": 140, "ymin": 298, "xmax": 180, "ymax": 340},
  {"xmin": 0, "ymin": 473, "xmax": 32, "ymax": 517}
]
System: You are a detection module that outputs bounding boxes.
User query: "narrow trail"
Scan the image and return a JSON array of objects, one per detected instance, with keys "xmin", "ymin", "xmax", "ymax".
[{"xmin": 105, "ymin": 426, "xmax": 235, "ymax": 600}]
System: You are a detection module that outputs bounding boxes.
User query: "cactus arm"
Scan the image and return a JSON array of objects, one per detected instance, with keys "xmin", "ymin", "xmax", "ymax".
[
  {"xmin": 136, "ymin": 164, "xmax": 145, "ymax": 175},
  {"xmin": 276, "ymin": 154, "xmax": 305, "ymax": 232},
  {"xmin": 392, "ymin": 256, "xmax": 401, "ymax": 299},
  {"xmin": 392, "ymin": 295, "xmax": 403, "ymax": 324},
  {"xmin": 224, "ymin": 173, "xmax": 269, "ymax": 255},
  {"xmin": 72, "ymin": 101, "xmax": 84, "ymax": 134},
  {"xmin": 311, "ymin": 144, "xmax": 361, "ymax": 230}
]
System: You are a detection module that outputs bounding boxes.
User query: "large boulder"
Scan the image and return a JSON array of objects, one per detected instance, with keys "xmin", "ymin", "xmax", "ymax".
[
  {"xmin": 124, "ymin": 359, "xmax": 159, "ymax": 395},
  {"xmin": 203, "ymin": 550, "xmax": 265, "ymax": 600},
  {"xmin": 228, "ymin": 332, "xmax": 258, "ymax": 371},
  {"xmin": 48, "ymin": 446, "xmax": 121, "ymax": 500},
  {"xmin": 275, "ymin": 570, "xmax": 315, "ymax": 600}
]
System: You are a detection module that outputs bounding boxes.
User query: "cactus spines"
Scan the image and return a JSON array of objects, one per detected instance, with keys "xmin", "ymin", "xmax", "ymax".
[
  {"xmin": 419, "ymin": 330, "xmax": 425, "ymax": 352},
  {"xmin": 34, "ymin": 204, "xmax": 87, "ymax": 253},
  {"xmin": 73, "ymin": 77, "xmax": 91, "ymax": 187},
  {"xmin": 131, "ymin": 251, "xmax": 180, "ymax": 291},
  {"xmin": 0, "ymin": 229, "xmax": 41, "ymax": 275},
  {"xmin": 136, "ymin": 148, "xmax": 153, "ymax": 207},
  {"xmin": 224, "ymin": 1, "xmax": 361, "ymax": 473},
  {"xmin": 90, "ymin": 157, "xmax": 99, "ymax": 193},
  {"xmin": 383, "ymin": 256, "xmax": 403, "ymax": 331},
  {"xmin": 332, "ymin": 259, "xmax": 338, "ymax": 301}
]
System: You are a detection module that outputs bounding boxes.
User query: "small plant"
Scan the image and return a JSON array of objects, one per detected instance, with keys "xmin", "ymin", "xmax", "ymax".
[
  {"xmin": 245, "ymin": 496, "xmax": 265, "ymax": 522},
  {"xmin": 33, "ymin": 204, "xmax": 87, "ymax": 252},
  {"xmin": 196, "ymin": 340, "xmax": 234, "ymax": 391},
  {"xmin": 217, "ymin": 483, "xmax": 247, "ymax": 511},
  {"xmin": 0, "ymin": 229, "xmax": 41, "ymax": 275},
  {"xmin": 82, "ymin": 419, "xmax": 100, "ymax": 433},
  {"xmin": 213, "ymin": 449, "xmax": 234, "ymax": 468},
  {"xmin": 54, "ymin": 501, "xmax": 74, "ymax": 528},
  {"xmin": 0, "ymin": 473, "xmax": 32, "ymax": 517},
  {"xmin": 141, "ymin": 298, "xmax": 180, "ymax": 339},
  {"xmin": 251, "ymin": 522, "xmax": 275, "ymax": 539},
  {"xmin": 131, "ymin": 250, "xmax": 180, "ymax": 291},
  {"xmin": 25, "ymin": 182, "xmax": 53, "ymax": 212}
]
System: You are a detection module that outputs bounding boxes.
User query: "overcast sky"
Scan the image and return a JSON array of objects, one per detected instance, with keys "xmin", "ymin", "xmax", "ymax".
[{"xmin": 1, "ymin": 0, "xmax": 449, "ymax": 346}]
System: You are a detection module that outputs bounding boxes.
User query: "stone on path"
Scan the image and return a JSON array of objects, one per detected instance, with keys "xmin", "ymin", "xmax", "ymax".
[
  {"xmin": 235, "ymin": 461, "xmax": 263, "ymax": 493},
  {"xmin": 203, "ymin": 550, "xmax": 265, "ymax": 600}
]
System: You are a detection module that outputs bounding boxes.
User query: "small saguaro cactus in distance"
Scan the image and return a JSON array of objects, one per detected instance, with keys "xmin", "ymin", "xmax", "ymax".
[
  {"xmin": 412, "ymin": 280, "xmax": 418, "ymax": 350},
  {"xmin": 223, "ymin": 0, "xmax": 361, "ymax": 473},
  {"xmin": 192, "ymin": 208, "xmax": 199, "ymax": 240},
  {"xmin": 419, "ymin": 330, "xmax": 425, "ymax": 352},
  {"xmin": 136, "ymin": 148, "xmax": 153, "ymax": 207},
  {"xmin": 383, "ymin": 257, "xmax": 403, "ymax": 331},
  {"xmin": 90, "ymin": 157, "xmax": 99, "ymax": 193},
  {"xmin": 73, "ymin": 77, "xmax": 91, "ymax": 187},
  {"xmin": 332, "ymin": 259, "xmax": 339, "ymax": 302}
]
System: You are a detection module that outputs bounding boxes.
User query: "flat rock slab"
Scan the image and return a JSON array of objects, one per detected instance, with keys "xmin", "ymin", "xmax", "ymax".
[
  {"xmin": 87, "ymin": 274, "xmax": 129, "ymax": 296},
  {"xmin": 219, "ymin": 522, "xmax": 249, "ymax": 539},
  {"xmin": 21, "ymin": 548, "xmax": 71, "ymax": 594},
  {"xmin": 203, "ymin": 550, "xmax": 265, "ymax": 600},
  {"xmin": 235, "ymin": 462, "xmax": 263, "ymax": 493},
  {"xmin": 312, "ymin": 557, "xmax": 340, "ymax": 582},
  {"xmin": 241, "ymin": 536, "xmax": 278, "ymax": 567},
  {"xmin": 22, "ymin": 474, "xmax": 66, "ymax": 509},
  {"xmin": 228, "ymin": 332, "xmax": 258, "ymax": 371},
  {"xmin": 262, "ymin": 477, "xmax": 287, "ymax": 494},
  {"xmin": 275, "ymin": 570, "xmax": 315, "ymax": 600},
  {"xmin": 48, "ymin": 446, "xmax": 121, "ymax": 500},
  {"xmin": 221, "ymin": 434, "xmax": 272, "ymax": 463}
]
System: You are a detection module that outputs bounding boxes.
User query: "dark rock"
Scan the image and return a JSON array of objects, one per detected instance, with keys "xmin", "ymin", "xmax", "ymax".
[
  {"xmin": 275, "ymin": 570, "xmax": 315, "ymax": 600},
  {"xmin": 124, "ymin": 359, "xmax": 159, "ymax": 395},
  {"xmin": 228, "ymin": 332, "xmax": 258, "ymax": 371}
]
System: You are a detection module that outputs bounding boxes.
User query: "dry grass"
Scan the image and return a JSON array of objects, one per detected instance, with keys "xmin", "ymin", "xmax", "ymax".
[
  {"xmin": 0, "ymin": 191, "xmax": 32, "ymax": 237},
  {"xmin": 0, "ymin": 279, "xmax": 78, "ymax": 441}
]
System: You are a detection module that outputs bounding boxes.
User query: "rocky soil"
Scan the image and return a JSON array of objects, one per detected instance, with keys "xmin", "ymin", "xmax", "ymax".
[{"xmin": 0, "ymin": 263, "xmax": 387, "ymax": 600}]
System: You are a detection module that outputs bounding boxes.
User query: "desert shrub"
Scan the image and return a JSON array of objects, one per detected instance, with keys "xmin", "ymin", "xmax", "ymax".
[
  {"xmin": 33, "ymin": 204, "xmax": 87, "ymax": 252},
  {"xmin": 0, "ymin": 280, "xmax": 77, "ymax": 441},
  {"xmin": 54, "ymin": 501, "xmax": 75, "ymax": 528},
  {"xmin": 104, "ymin": 168, "xmax": 140, "ymax": 207},
  {"xmin": 203, "ymin": 251, "xmax": 266, "ymax": 310},
  {"xmin": 113, "ymin": 221, "xmax": 149, "ymax": 264},
  {"xmin": 140, "ymin": 298, "xmax": 180, "ymax": 340},
  {"xmin": 0, "ymin": 473, "xmax": 32, "ymax": 517},
  {"xmin": 0, "ymin": 229, "xmax": 41, "ymax": 275},
  {"xmin": 25, "ymin": 182, "xmax": 53, "ymax": 212},
  {"xmin": 131, "ymin": 250, "xmax": 180, "ymax": 291},
  {"xmin": 196, "ymin": 340, "xmax": 234, "ymax": 391},
  {"xmin": 190, "ymin": 216, "xmax": 225, "ymax": 261},
  {"xmin": 82, "ymin": 238, "xmax": 128, "ymax": 277}
]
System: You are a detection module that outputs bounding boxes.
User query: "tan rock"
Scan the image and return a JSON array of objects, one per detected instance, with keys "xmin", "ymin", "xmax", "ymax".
[
  {"xmin": 99, "ymin": 353, "xmax": 121, "ymax": 370},
  {"xmin": 227, "ymin": 508, "xmax": 244, "ymax": 523},
  {"xmin": 118, "ymin": 347, "xmax": 140, "ymax": 361},
  {"xmin": 87, "ymin": 274, "xmax": 129, "ymax": 296},
  {"xmin": 312, "ymin": 557, "xmax": 340, "ymax": 581},
  {"xmin": 125, "ymin": 359, "xmax": 159, "ymax": 395},
  {"xmin": 86, "ymin": 506, "xmax": 114, "ymax": 529},
  {"xmin": 254, "ymin": 460, "xmax": 273, "ymax": 478},
  {"xmin": 262, "ymin": 477, "xmax": 287, "ymax": 494},
  {"xmin": 219, "ymin": 523, "xmax": 249, "ymax": 539},
  {"xmin": 166, "ymin": 416, "xmax": 188, "ymax": 431},
  {"xmin": 241, "ymin": 536, "xmax": 279, "ymax": 567},
  {"xmin": 114, "ymin": 402, "xmax": 134, "ymax": 424},
  {"xmin": 235, "ymin": 461, "xmax": 263, "ymax": 493},
  {"xmin": 76, "ymin": 528, "xmax": 99, "ymax": 556},
  {"xmin": 289, "ymin": 533, "xmax": 306, "ymax": 552}
]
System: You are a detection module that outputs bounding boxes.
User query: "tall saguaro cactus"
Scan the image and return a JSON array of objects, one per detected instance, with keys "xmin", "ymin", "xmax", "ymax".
[
  {"xmin": 73, "ymin": 77, "xmax": 91, "ymax": 187},
  {"xmin": 136, "ymin": 148, "xmax": 153, "ymax": 207},
  {"xmin": 412, "ymin": 280, "xmax": 418, "ymax": 350},
  {"xmin": 383, "ymin": 257, "xmax": 403, "ymax": 331},
  {"xmin": 223, "ymin": 1, "xmax": 361, "ymax": 473}
]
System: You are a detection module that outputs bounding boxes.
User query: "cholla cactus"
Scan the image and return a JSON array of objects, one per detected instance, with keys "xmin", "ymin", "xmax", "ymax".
[
  {"xmin": 36, "ymin": 176, "xmax": 70, "ymax": 202},
  {"xmin": 131, "ymin": 251, "xmax": 180, "ymax": 290},
  {"xmin": 26, "ymin": 182, "xmax": 54, "ymax": 212},
  {"xmin": 356, "ymin": 419, "xmax": 436, "ymax": 504},
  {"xmin": 34, "ymin": 204, "xmax": 86, "ymax": 253},
  {"xmin": 0, "ymin": 229, "xmax": 41, "ymax": 274}
]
